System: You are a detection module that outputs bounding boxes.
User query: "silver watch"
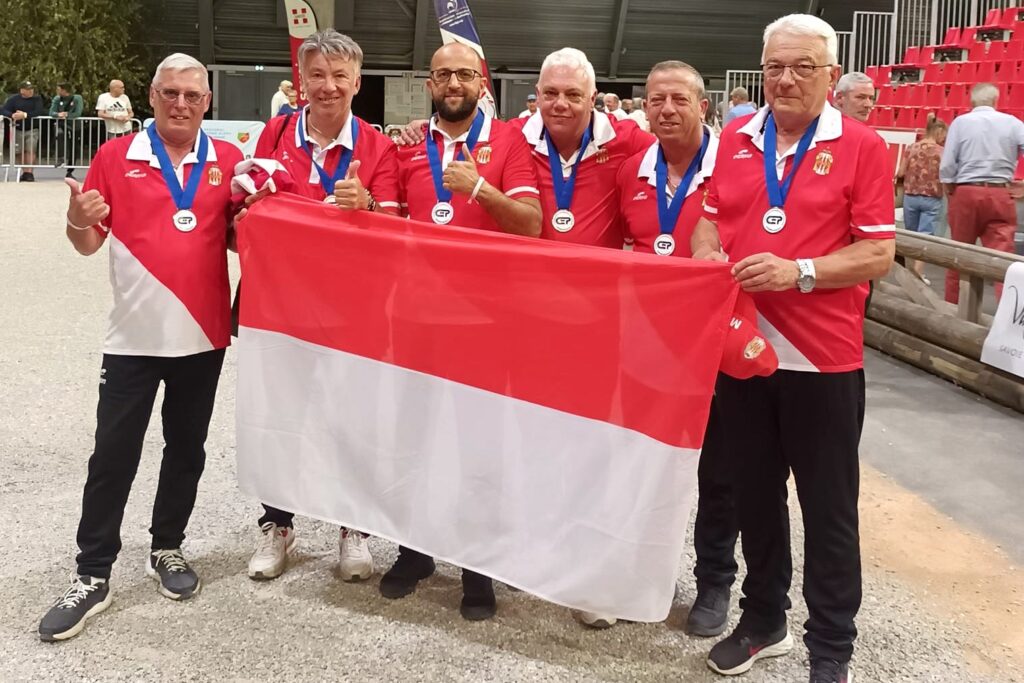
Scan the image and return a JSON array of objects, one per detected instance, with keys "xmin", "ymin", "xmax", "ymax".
[{"xmin": 796, "ymin": 258, "xmax": 816, "ymax": 293}]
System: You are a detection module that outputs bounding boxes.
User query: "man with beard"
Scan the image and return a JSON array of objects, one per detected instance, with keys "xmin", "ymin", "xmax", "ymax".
[
  {"xmin": 382, "ymin": 43, "xmax": 541, "ymax": 622},
  {"xmin": 243, "ymin": 29, "xmax": 400, "ymax": 586}
]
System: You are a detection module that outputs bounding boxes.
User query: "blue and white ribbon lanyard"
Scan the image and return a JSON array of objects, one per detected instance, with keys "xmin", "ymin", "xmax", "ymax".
[
  {"xmin": 147, "ymin": 125, "xmax": 209, "ymax": 233},
  {"xmin": 653, "ymin": 128, "xmax": 710, "ymax": 255},
  {"xmin": 425, "ymin": 109, "xmax": 485, "ymax": 225},
  {"xmin": 761, "ymin": 113, "xmax": 819, "ymax": 234},
  {"xmin": 544, "ymin": 123, "xmax": 593, "ymax": 233},
  {"xmin": 297, "ymin": 108, "xmax": 360, "ymax": 200}
]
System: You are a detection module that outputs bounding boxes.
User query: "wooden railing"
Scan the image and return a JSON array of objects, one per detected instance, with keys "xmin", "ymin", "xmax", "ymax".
[{"xmin": 865, "ymin": 229, "xmax": 1024, "ymax": 413}]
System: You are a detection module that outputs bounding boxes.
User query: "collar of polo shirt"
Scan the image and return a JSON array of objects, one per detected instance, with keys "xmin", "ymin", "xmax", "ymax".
[
  {"xmin": 737, "ymin": 101, "xmax": 843, "ymax": 156},
  {"xmin": 294, "ymin": 105, "xmax": 356, "ymax": 153},
  {"xmin": 636, "ymin": 124, "xmax": 719, "ymax": 195},
  {"xmin": 126, "ymin": 128, "xmax": 219, "ymax": 169},
  {"xmin": 521, "ymin": 109, "xmax": 617, "ymax": 164}
]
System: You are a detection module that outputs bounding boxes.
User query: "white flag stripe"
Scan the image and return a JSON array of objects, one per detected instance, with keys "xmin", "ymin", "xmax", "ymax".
[{"xmin": 236, "ymin": 327, "xmax": 700, "ymax": 621}]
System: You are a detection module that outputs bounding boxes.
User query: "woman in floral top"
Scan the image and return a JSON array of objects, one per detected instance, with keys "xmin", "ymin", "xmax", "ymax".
[{"xmin": 898, "ymin": 117, "xmax": 948, "ymax": 282}]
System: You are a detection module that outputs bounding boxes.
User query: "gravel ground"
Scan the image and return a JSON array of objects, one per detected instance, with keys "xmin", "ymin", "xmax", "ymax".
[{"xmin": 0, "ymin": 178, "xmax": 1015, "ymax": 682}]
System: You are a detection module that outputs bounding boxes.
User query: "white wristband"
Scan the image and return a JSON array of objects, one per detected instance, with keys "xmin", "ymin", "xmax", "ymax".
[
  {"xmin": 469, "ymin": 177, "xmax": 486, "ymax": 204},
  {"xmin": 66, "ymin": 215, "xmax": 93, "ymax": 231}
]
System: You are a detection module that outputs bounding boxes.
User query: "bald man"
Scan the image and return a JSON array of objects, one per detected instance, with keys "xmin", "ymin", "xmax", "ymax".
[{"xmin": 96, "ymin": 79, "xmax": 134, "ymax": 138}]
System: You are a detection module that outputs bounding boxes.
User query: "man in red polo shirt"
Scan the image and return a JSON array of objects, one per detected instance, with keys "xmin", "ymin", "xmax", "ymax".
[
  {"xmin": 616, "ymin": 59, "xmax": 741, "ymax": 640},
  {"xmin": 397, "ymin": 43, "xmax": 540, "ymax": 236},
  {"xmin": 691, "ymin": 14, "xmax": 894, "ymax": 683},
  {"xmin": 382, "ymin": 43, "xmax": 540, "ymax": 622},
  {"xmin": 38, "ymin": 53, "xmax": 243, "ymax": 642},
  {"xmin": 243, "ymin": 29, "xmax": 400, "ymax": 586},
  {"xmin": 510, "ymin": 48, "xmax": 653, "ymax": 248}
]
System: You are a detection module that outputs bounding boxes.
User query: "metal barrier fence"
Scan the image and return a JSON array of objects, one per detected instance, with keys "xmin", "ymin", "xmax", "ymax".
[{"xmin": 1, "ymin": 115, "xmax": 143, "ymax": 182}]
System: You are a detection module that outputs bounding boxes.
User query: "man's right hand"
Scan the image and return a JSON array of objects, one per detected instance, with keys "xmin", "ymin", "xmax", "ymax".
[
  {"xmin": 66, "ymin": 178, "xmax": 110, "ymax": 228},
  {"xmin": 396, "ymin": 120, "xmax": 429, "ymax": 146},
  {"xmin": 12, "ymin": 111, "xmax": 26, "ymax": 121}
]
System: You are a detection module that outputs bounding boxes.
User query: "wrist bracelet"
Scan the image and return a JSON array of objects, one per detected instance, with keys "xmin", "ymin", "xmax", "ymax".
[
  {"xmin": 66, "ymin": 215, "xmax": 93, "ymax": 231},
  {"xmin": 366, "ymin": 192, "xmax": 377, "ymax": 212},
  {"xmin": 469, "ymin": 177, "xmax": 486, "ymax": 204}
]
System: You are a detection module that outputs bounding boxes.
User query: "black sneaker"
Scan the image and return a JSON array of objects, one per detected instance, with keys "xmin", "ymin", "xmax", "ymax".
[
  {"xmin": 20, "ymin": 172, "xmax": 35, "ymax": 182},
  {"xmin": 707, "ymin": 623, "xmax": 793, "ymax": 675},
  {"xmin": 39, "ymin": 575, "xmax": 112, "ymax": 642},
  {"xmin": 686, "ymin": 584, "xmax": 731, "ymax": 637},
  {"xmin": 810, "ymin": 657, "xmax": 852, "ymax": 683},
  {"xmin": 379, "ymin": 547, "xmax": 435, "ymax": 599},
  {"xmin": 146, "ymin": 549, "xmax": 201, "ymax": 600},
  {"xmin": 460, "ymin": 570, "xmax": 496, "ymax": 621}
]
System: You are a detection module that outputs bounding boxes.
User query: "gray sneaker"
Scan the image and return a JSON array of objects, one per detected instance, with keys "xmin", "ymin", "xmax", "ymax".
[
  {"xmin": 39, "ymin": 575, "xmax": 112, "ymax": 642},
  {"xmin": 146, "ymin": 549, "xmax": 201, "ymax": 600}
]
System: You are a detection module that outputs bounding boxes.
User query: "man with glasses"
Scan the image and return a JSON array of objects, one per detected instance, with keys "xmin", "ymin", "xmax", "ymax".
[
  {"xmin": 242, "ymin": 29, "xmax": 400, "ymax": 585},
  {"xmin": 38, "ymin": 53, "xmax": 243, "ymax": 642},
  {"xmin": 382, "ymin": 43, "xmax": 541, "ymax": 621},
  {"xmin": 691, "ymin": 14, "xmax": 894, "ymax": 683}
]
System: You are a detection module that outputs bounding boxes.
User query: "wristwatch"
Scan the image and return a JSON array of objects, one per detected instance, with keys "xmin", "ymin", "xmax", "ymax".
[{"xmin": 796, "ymin": 258, "xmax": 816, "ymax": 293}]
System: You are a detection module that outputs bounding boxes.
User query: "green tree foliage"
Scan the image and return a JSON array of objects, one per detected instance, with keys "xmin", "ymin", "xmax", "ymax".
[{"xmin": 0, "ymin": 0, "xmax": 148, "ymax": 110}]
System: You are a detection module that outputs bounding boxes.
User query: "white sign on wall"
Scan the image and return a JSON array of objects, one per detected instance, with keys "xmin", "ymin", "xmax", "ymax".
[{"xmin": 981, "ymin": 262, "xmax": 1024, "ymax": 378}]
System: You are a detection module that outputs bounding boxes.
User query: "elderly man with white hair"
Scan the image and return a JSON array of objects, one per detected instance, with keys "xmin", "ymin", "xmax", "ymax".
[
  {"xmin": 691, "ymin": 14, "xmax": 895, "ymax": 683},
  {"xmin": 39, "ymin": 53, "xmax": 244, "ymax": 642},
  {"xmin": 270, "ymin": 78, "xmax": 293, "ymax": 116},
  {"xmin": 833, "ymin": 71, "xmax": 876, "ymax": 123},
  {"xmin": 603, "ymin": 91, "xmax": 628, "ymax": 120}
]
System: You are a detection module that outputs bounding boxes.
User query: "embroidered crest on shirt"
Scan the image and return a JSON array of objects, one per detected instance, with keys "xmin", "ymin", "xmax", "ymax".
[
  {"xmin": 596, "ymin": 148, "xmax": 609, "ymax": 164},
  {"xmin": 744, "ymin": 337, "xmax": 767, "ymax": 360},
  {"xmin": 208, "ymin": 166, "xmax": 223, "ymax": 186},
  {"xmin": 475, "ymin": 146, "xmax": 492, "ymax": 164},
  {"xmin": 813, "ymin": 149, "xmax": 834, "ymax": 176}
]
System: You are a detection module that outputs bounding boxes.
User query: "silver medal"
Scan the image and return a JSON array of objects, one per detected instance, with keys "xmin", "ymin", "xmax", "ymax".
[
  {"xmin": 762, "ymin": 206, "xmax": 786, "ymax": 234},
  {"xmin": 551, "ymin": 209, "xmax": 575, "ymax": 233},
  {"xmin": 431, "ymin": 201, "xmax": 454, "ymax": 225},
  {"xmin": 172, "ymin": 209, "xmax": 197, "ymax": 233},
  {"xmin": 653, "ymin": 234, "xmax": 676, "ymax": 256}
]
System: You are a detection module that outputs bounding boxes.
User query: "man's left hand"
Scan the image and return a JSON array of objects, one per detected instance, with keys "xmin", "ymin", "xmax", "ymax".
[
  {"xmin": 1010, "ymin": 181, "xmax": 1024, "ymax": 200},
  {"xmin": 443, "ymin": 153, "xmax": 481, "ymax": 196},
  {"xmin": 333, "ymin": 160, "xmax": 368, "ymax": 211},
  {"xmin": 732, "ymin": 252, "xmax": 799, "ymax": 292}
]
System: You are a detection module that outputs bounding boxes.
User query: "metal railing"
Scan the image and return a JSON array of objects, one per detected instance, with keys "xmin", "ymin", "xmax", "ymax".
[
  {"xmin": 2, "ymin": 115, "xmax": 143, "ymax": 182},
  {"xmin": 851, "ymin": 11, "xmax": 898, "ymax": 72},
  {"xmin": 723, "ymin": 70, "xmax": 764, "ymax": 109}
]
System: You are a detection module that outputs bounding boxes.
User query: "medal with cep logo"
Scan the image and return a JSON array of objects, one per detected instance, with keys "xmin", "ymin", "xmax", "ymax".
[
  {"xmin": 208, "ymin": 166, "xmax": 223, "ymax": 186},
  {"xmin": 475, "ymin": 145, "xmax": 492, "ymax": 165},
  {"xmin": 812, "ymin": 149, "xmax": 833, "ymax": 176},
  {"xmin": 595, "ymin": 148, "xmax": 609, "ymax": 164}
]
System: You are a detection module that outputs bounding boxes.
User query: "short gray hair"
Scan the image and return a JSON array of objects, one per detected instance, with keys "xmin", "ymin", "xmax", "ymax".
[
  {"xmin": 729, "ymin": 86, "xmax": 749, "ymax": 101},
  {"xmin": 970, "ymin": 82, "xmax": 999, "ymax": 107},
  {"xmin": 763, "ymin": 13, "xmax": 839, "ymax": 64},
  {"xmin": 540, "ymin": 48, "xmax": 597, "ymax": 95},
  {"xmin": 297, "ymin": 29, "xmax": 364, "ymax": 75},
  {"xmin": 648, "ymin": 60, "xmax": 706, "ymax": 99},
  {"xmin": 836, "ymin": 71, "xmax": 874, "ymax": 94},
  {"xmin": 152, "ymin": 53, "xmax": 208, "ymax": 88}
]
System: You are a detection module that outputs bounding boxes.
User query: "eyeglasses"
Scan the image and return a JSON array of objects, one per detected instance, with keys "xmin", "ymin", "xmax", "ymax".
[
  {"xmin": 761, "ymin": 63, "xmax": 833, "ymax": 80},
  {"xmin": 429, "ymin": 68, "xmax": 482, "ymax": 84},
  {"xmin": 155, "ymin": 88, "xmax": 207, "ymax": 105}
]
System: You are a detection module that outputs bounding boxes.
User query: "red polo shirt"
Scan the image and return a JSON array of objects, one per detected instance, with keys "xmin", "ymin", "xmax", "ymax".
[
  {"xmin": 254, "ymin": 109, "xmax": 400, "ymax": 210},
  {"xmin": 397, "ymin": 114, "xmax": 539, "ymax": 230},
  {"xmin": 510, "ymin": 111, "xmax": 654, "ymax": 248},
  {"xmin": 705, "ymin": 103, "xmax": 895, "ymax": 373},
  {"xmin": 616, "ymin": 129, "xmax": 718, "ymax": 257},
  {"xmin": 83, "ymin": 131, "xmax": 243, "ymax": 356}
]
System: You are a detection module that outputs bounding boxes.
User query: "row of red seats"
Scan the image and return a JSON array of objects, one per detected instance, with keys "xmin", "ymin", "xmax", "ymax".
[
  {"xmin": 896, "ymin": 36, "xmax": 1024, "ymax": 69},
  {"xmin": 869, "ymin": 105, "xmax": 1024, "ymax": 129},
  {"xmin": 920, "ymin": 58, "xmax": 1024, "ymax": 84},
  {"xmin": 877, "ymin": 82, "xmax": 1024, "ymax": 109}
]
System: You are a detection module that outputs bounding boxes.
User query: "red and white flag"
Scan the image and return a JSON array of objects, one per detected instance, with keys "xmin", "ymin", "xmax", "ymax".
[{"xmin": 236, "ymin": 194, "xmax": 760, "ymax": 621}]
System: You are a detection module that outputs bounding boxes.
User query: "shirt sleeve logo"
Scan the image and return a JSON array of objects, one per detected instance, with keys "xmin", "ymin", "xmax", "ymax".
[{"xmin": 813, "ymin": 149, "xmax": 834, "ymax": 176}]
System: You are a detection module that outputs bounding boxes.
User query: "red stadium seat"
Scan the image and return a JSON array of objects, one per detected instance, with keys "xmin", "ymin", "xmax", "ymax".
[
  {"xmin": 892, "ymin": 85, "xmax": 910, "ymax": 106},
  {"xmin": 901, "ymin": 46, "xmax": 921, "ymax": 65},
  {"xmin": 982, "ymin": 8, "xmax": 1002, "ymax": 27},
  {"xmin": 876, "ymin": 85, "xmax": 897, "ymax": 106},
  {"xmin": 969, "ymin": 42, "xmax": 989, "ymax": 61},
  {"xmin": 935, "ymin": 108, "xmax": 956, "ymax": 124},
  {"xmin": 1002, "ymin": 7, "xmax": 1024, "ymax": 28},
  {"xmin": 939, "ymin": 62, "xmax": 959, "ymax": 83},
  {"xmin": 987, "ymin": 41, "xmax": 1007, "ymax": 62},
  {"xmin": 917, "ymin": 45, "xmax": 936, "ymax": 65},
  {"xmin": 1013, "ymin": 20, "xmax": 1024, "ymax": 41},
  {"xmin": 904, "ymin": 83, "xmax": 925, "ymax": 106},
  {"xmin": 925, "ymin": 84, "xmax": 945, "ymax": 107},
  {"xmin": 922, "ymin": 62, "xmax": 943, "ymax": 82},
  {"xmin": 940, "ymin": 26, "xmax": 960, "ymax": 45},
  {"xmin": 873, "ymin": 107, "xmax": 895, "ymax": 127},
  {"xmin": 958, "ymin": 27, "xmax": 978, "ymax": 48},
  {"xmin": 977, "ymin": 60, "xmax": 998, "ymax": 82},
  {"xmin": 946, "ymin": 84, "xmax": 970, "ymax": 109},
  {"xmin": 1009, "ymin": 83, "xmax": 1024, "ymax": 109},
  {"xmin": 1006, "ymin": 41, "xmax": 1024, "ymax": 62},
  {"xmin": 958, "ymin": 62, "xmax": 978, "ymax": 82}
]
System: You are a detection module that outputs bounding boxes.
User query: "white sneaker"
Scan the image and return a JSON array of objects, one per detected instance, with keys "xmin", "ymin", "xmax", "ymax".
[
  {"xmin": 248, "ymin": 522, "xmax": 296, "ymax": 580},
  {"xmin": 338, "ymin": 529, "xmax": 373, "ymax": 582},
  {"xmin": 575, "ymin": 610, "xmax": 617, "ymax": 629}
]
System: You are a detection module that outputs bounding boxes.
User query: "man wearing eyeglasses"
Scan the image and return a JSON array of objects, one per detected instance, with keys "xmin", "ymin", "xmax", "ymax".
[
  {"xmin": 241, "ymin": 29, "xmax": 401, "ymax": 587},
  {"xmin": 690, "ymin": 14, "xmax": 894, "ymax": 683},
  {"xmin": 38, "ymin": 53, "xmax": 243, "ymax": 642}
]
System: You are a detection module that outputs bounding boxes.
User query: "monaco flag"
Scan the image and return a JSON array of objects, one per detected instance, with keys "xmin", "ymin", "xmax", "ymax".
[{"xmin": 235, "ymin": 194, "xmax": 765, "ymax": 622}]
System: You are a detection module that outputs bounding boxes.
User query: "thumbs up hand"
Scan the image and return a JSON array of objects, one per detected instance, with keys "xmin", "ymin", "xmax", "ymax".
[
  {"xmin": 66, "ymin": 177, "xmax": 110, "ymax": 228},
  {"xmin": 443, "ymin": 150, "xmax": 481, "ymax": 196},
  {"xmin": 332, "ymin": 159, "xmax": 368, "ymax": 211}
]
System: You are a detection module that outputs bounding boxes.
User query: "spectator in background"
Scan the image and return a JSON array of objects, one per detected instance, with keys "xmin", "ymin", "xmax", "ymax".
[
  {"xmin": 940, "ymin": 82, "xmax": 1024, "ymax": 303},
  {"xmin": 518, "ymin": 93, "xmax": 538, "ymax": 118},
  {"xmin": 50, "ymin": 83, "xmax": 84, "ymax": 179},
  {"xmin": 595, "ymin": 92, "xmax": 606, "ymax": 112},
  {"xmin": 276, "ymin": 86, "xmax": 301, "ymax": 115},
  {"xmin": 899, "ymin": 117, "xmax": 948, "ymax": 283},
  {"xmin": 603, "ymin": 92, "xmax": 628, "ymax": 120},
  {"xmin": 270, "ymin": 79, "xmax": 292, "ymax": 115},
  {"xmin": 621, "ymin": 98, "xmax": 634, "ymax": 114},
  {"xmin": 1, "ymin": 80, "xmax": 47, "ymax": 182},
  {"xmin": 96, "ymin": 80, "xmax": 134, "ymax": 139},
  {"xmin": 722, "ymin": 87, "xmax": 756, "ymax": 125},
  {"xmin": 628, "ymin": 96, "xmax": 649, "ymax": 131},
  {"xmin": 834, "ymin": 71, "xmax": 876, "ymax": 123}
]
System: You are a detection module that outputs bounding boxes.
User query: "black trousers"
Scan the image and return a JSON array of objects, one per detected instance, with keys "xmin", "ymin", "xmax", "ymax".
[
  {"xmin": 693, "ymin": 393, "xmax": 739, "ymax": 590},
  {"xmin": 716, "ymin": 369, "xmax": 864, "ymax": 663},
  {"xmin": 75, "ymin": 350, "xmax": 226, "ymax": 579}
]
